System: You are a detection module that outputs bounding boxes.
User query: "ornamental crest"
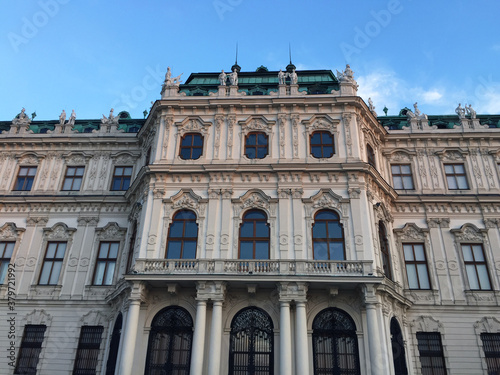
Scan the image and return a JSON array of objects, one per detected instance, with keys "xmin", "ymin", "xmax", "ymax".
[
  {"xmin": 394, "ymin": 223, "xmax": 427, "ymax": 242},
  {"xmin": 0, "ymin": 222, "xmax": 25, "ymax": 240},
  {"xmin": 167, "ymin": 189, "xmax": 207, "ymax": 217},
  {"xmin": 451, "ymin": 223, "xmax": 485, "ymax": 242},
  {"xmin": 239, "ymin": 116, "xmax": 275, "ymax": 133},
  {"xmin": 43, "ymin": 222, "xmax": 76, "ymax": 240},
  {"xmin": 302, "ymin": 114, "xmax": 338, "ymax": 133},
  {"xmin": 95, "ymin": 222, "xmax": 127, "ymax": 240},
  {"xmin": 176, "ymin": 117, "xmax": 211, "ymax": 136}
]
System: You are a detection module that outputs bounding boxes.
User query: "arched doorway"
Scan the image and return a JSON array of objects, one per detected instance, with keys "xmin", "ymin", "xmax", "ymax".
[
  {"xmin": 144, "ymin": 306, "xmax": 193, "ymax": 375},
  {"xmin": 105, "ymin": 313, "xmax": 122, "ymax": 375},
  {"xmin": 229, "ymin": 307, "xmax": 274, "ymax": 374},
  {"xmin": 391, "ymin": 317, "xmax": 408, "ymax": 375},
  {"xmin": 312, "ymin": 307, "xmax": 360, "ymax": 375}
]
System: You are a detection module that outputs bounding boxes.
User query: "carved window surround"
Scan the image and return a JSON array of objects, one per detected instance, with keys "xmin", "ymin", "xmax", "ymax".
[
  {"xmin": 232, "ymin": 189, "xmax": 278, "ymax": 259},
  {"xmin": 162, "ymin": 189, "xmax": 208, "ymax": 258},
  {"xmin": 238, "ymin": 116, "xmax": 276, "ymax": 162},
  {"xmin": 174, "ymin": 117, "xmax": 212, "ymax": 163},
  {"xmin": 302, "ymin": 114, "xmax": 340, "ymax": 161},
  {"xmin": 474, "ymin": 317, "xmax": 500, "ymax": 374},
  {"xmin": 302, "ymin": 189, "xmax": 351, "ymax": 260},
  {"xmin": 62, "ymin": 151, "xmax": 93, "ymax": 165}
]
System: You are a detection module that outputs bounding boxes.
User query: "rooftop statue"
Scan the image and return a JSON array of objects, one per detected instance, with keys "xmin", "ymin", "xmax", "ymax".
[
  {"xmin": 414, "ymin": 102, "xmax": 427, "ymax": 120},
  {"xmin": 466, "ymin": 104, "xmax": 476, "ymax": 119},
  {"xmin": 229, "ymin": 69, "xmax": 238, "ymax": 86},
  {"xmin": 278, "ymin": 69, "xmax": 286, "ymax": 85},
  {"xmin": 289, "ymin": 69, "xmax": 298, "ymax": 85},
  {"xmin": 59, "ymin": 110, "xmax": 66, "ymax": 125},
  {"xmin": 218, "ymin": 70, "xmax": 227, "ymax": 86},
  {"xmin": 368, "ymin": 98, "xmax": 377, "ymax": 116},
  {"xmin": 12, "ymin": 107, "xmax": 31, "ymax": 126},
  {"xmin": 455, "ymin": 103, "xmax": 466, "ymax": 119},
  {"xmin": 102, "ymin": 108, "xmax": 118, "ymax": 124},
  {"xmin": 337, "ymin": 64, "xmax": 355, "ymax": 82},
  {"xmin": 163, "ymin": 66, "xmax": 183, "ymax": 87},
  {"xmin": 68, "ymin": 110, "xmax": 76, "ymax": 126}
]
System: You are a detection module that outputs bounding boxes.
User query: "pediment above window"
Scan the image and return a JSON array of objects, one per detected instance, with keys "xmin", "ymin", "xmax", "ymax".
[
  {"xmin": 95, "ymin": 222, "xmax": 127, "ymax": 241},
  {"xmin": 451, "ymin": 223, "xmax": 486, "ymax": 242},
  {"xmin": 435, "ymin": 148, "xmax": 468, "ymax": 160},
  {"xmin": 63, "ymin": 152, "xmax": 92, "ymax": 165},
  {"xmin": 393, "ymin": 223, "xmax": 428, "ymax": 242},
  {"xmin": 238, "ymin": 116, "xmax": 275, "ymax": 133},
  {"xmin": 303, "ymin": 189, "xmax": 349, "ymax": 217},
  {"xmin": 176, "ymin": 117, "xmax": 211, "ymax": 136},
  {"xmin": 165, "ymin": 189, "xmax": 207, "ymax": 217},
  {"xmin": 302, "ymin": 114, "xmax": 339, "ymax": 132},
  {"xmin": 43, "ymin": 222, "xmax": 76, "ymax": 240},
  {"xmin": 383, "ymin": 149, "xmax": 416, "ymax": 162},
  {"xmin": 0, "ymin": 222, "xmax": 25, "ymax": 240}
]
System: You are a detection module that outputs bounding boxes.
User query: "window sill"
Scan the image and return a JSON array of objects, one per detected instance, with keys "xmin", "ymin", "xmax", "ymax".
[{"xmin": 464, "ymin": 290, "xmax": 498, "ymax": 305}]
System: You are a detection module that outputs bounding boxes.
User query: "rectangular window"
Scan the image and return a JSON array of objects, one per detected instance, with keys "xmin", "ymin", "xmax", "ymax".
[
  {"xmin": 0, "ymin": 242, "xmax": 15, "ymax": 284},
  {"xmin": 93, "ymin": 242, "xmax": 119, "ymax": 285},
  {"xmin": 416, "ymin": 332, "xmax": 447, "ymax": 375},
  {"xmin": 481, "ymin": 333, "xmax": 500, "ymax": 374},
  {"xmin": 461, "ymin": 244, "xmax": 491, "ymax": 290},
  {"xmin": 62, "ymin": 166, "xmax": 85, "ymax": 191},
  {"xmin": 391, "ymin": 164, "xmax": 414, "ymax": 190},
  {"xmin": 403, "ymin": 243, "xmax": 431, "ymax": 289},
  {"xmin": 39, "ymin": 242, "xmax": 67, "ymax": 285},
  {"xmin": 444, "ymin": 163, "xmax": 469, "ymax": 190},
  {"xmin": 110, "ymin": 166, "xmax": 132, "ymax": 191},
  {"xmin": 73, "ymin": 325, "xmax": 104, "ymax": 375},
  {"xmin": 14, "ymin": 166, "xmax": 37, "ymax": 191},
  {"xmin": 15, "ymin": 325, "xmax": 47, "ymax": 374}
]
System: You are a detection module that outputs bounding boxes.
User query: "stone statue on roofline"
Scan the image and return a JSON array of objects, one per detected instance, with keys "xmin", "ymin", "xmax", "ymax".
[
  {"xmin": 466, "ymin": 104, "xmax": 476, "ymax": 119},
  {"xmin": 278, "ymin": 69, "xmax": 286, "ymax": 85},
  {"xmin": 218, "ymin": 70, "xmax": 227, "ymax": 86},
  {"xmin": 163, "ymin": 67, "xmax": 183, "ymax": 88},
  {"xmin": 455, "ymin": 103, "xmax": 466, "ymax": 119},
  {"xmin": 368, "ymin": 98, "xmax": 377, "ymax": 117},
  {"xmin": 337, "ymin": 64, "xmax": 355, "ymax": 82},
  {"xmin": 59, "ymin": 110, "xmax": 66, "ymax": 125},
  {"xmin": 289, "ymin": 69, "xmax": 298, "ymax": 85},
  {"xmin": 229, "ymin": 68, "xmax": 238, "ymax": 86},
  {"xmin": 68, "ymin": 110, "xmax": 76, "ymax": 125}
]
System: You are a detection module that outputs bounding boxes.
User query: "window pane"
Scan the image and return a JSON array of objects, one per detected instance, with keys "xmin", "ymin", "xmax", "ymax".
[
  {"xmin": 191, "ymin": 148, "xmax": 202, "ymax": 159},
  {"xmin": 477, "ymin": 265, "xmax": 491, "ymax": 290},
  {"xmin": 311, "ymin": 146, "xmax": 321, "ymax": 157},
  {"xmin": 3, "ymin": 242, "xmax": 14, "ymax": 257},
  {"xmin": 456, "ymin": 176, "xmax": 468, "ymax": 189},
  {"xmin": 192, "ymin": 135, "xmax": 203, "ymax": 146},
  {"xmin": 99, "ymin": 242, "xmax": 110, "ymax": 258},
  {"xmin": 323, "ymin": 146, "xmax": 334, "ymax": 157},
  {"xmin": 104, "ymin": 262, "xmax": 115, "ymax": 285},
  {"xmin": 246, "ymin": 134, "xmax": 256, "ymax": 145},
  {"xmin": 180, "ymin": 148, "xmax": 192, "ymax": 159},
  {"xmin": 184, "ymin": 222, "xmax": 198, "ymax": 238},
  {"xmin": 416, "ymin": 264, "xmax": 430, "ymax": 289},
  {"xmin": 72, "ymin": 178, "xmax": 82, "ymax": 190},
  {"xmin": 124, "ymin": 167, "xmax": 133, "ymax": 175},
  {"xmin": 462, "ymin": 245, "xmax": 473, "ymax": 261},
  {"xmin": 108, "ymin": 243, "xmax": 119, "ymax": 258},
  {"xmin": 240, "ymin": 242, "xmax": 253, "ymax": 259},
  {"xmin": 62, "ymin": 179, "xmax": 73, "ymax": 190},
  {"xmin": 93, "ymin": 262, "xmax": 105, "ymax": 284},
  {"xmin": 246, "ymin": 148, "xmax": 256, "ymax": 159},
  {"xmin": 255, "ymin": 241, "xmax": 269, "ymax": 259},
  {"xmin": 313, "ymin": 222, "xmax": 327, "ymax": 238},
  {"xmin": 182, "ymin": 241, "xmax": 197, "ymax": 259},
  {"xmin": 255, "ymin": 222, "xmax": 269, "ymax": 237},
  {"xmin": 403, "ymin": 245, "xmax": 414, "ymax": 261},
  {"xmin": 330, "ymin": 242, "xmax": 344, "ymax": 260},
  {"xmin": 257, "ymin": 133, "xmax": 267, "ymax": 144},
  {"xmin": 55, "ymin": 243, "xmax": 67, "ymax": 258},
  {"xmin": 314, "ymin": 242, "xmax": 328, "ymax": 260},
  {"xmin": 444, "ymin": 165, "xmax": 454, "ymax": 173},
  {"xmin": 401, "ymin": 165, "xmax": 411, "ymax": 173},
  {"xmin": 167, "ymin": 241, "xmax": 182, "ymax": 258},
  {"xmin": 311, "ymin": 133, "xmax": 321, "ymax": 144},
  {"xmin": 465, "ymin": 264, "xmax": 480, "ymax": 289},
  {"xmin": 446, "ymin": 176, "xmax": 458, "ymax": 189},
  {"xmin": 328, "ymin": 222, "xmax": 343, "ymax": 238},
  {"xmin": 46, "ymin": 242, "xmax": 57, "ymax": 258},
  {"xmin": 39, "ymin": 262, "xmax": 53, "ymax": 284},
  {"xmin": 406, "ymin": 265, "xmax": 419, "ymax": 289},
  {"xmin": 244, "ymin": 211, "xmax": 266, "ymax": 219},
  {"xmin": 472, "ymin": 245, "xmax": 485, "ymax": 261},
  {"xmin": 169, "ymin": 222, "xmax": 184, "ymax": 237},
  {"xmin": 240, "ymin": 222, "xmax": 254, "ymax": 237},
  {"xmin": 257, "ymin": 147, "xmax": 267, "ymax": 159},
  {"xmin": 414, "ymin": 244, "xmax": 425, "ymax": 261},
  {"xmin": 0, "ymin": 264, "xmax": 8, "ymax": 283},
  {"xmin": 49, "ymin": 262, "xmax": 62, "ymax": 284},
  {"xmin": 402, "ymin": 176, "xmax": 414, "ymax": 189},
  {"xmin": 393, "ymin": 176, "xmax": 403, "ymax": 190}
]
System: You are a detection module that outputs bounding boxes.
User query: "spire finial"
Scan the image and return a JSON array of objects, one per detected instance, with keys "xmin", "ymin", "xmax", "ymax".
[
  {"xmin": 235, "ymin": 42, "xmax": 238, "ymax": 65},
  {"xmin": 289, "ymin": 43, "xmax": 292, "ymax": 64},
  {"xmin": 286, "ymin": 43, "xmax": 296, "ymax": 73},
  {"xmin": 231, "ymin": 43, "xmax": 241, "ymax": 73}
]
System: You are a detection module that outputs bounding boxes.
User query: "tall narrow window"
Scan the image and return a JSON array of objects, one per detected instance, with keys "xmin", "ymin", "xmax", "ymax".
[
  {"xmin": 367, "ymin": 144, "xmax": 376, "ymax": 168},
  {"xmin": 312, "ymin": 210, "xmax": 345, "ymax": 260},
  {"xmin": 62, "ymin": 166, "xmax": 85, "ymax": 191},
  {"xmin": 179, "ymin": 133, "xmax": 203, "ymax": 160},
  {"xmin": 93, "ymin": 242, "xmax": 119, "ymax": 286},
  {"xmin": 105, "ymin": 314, "xmax": 122, "ymax": 375},
  {"xmin": 14, "ymin": 166, "xmax": 37, "ymax": 191},
  {"xmin": 403, "ymin": 243, "xmax": 430, "ymax": 289},
  {"xmin": 391, "ymin": 165, "xmax": 414, "ymax": 190},
  {"xmin": 312, "ymin": 308, "xmax": 360, "ymax": 375},
  {"xmin": 481, "ymin": 333, "xmax": 500, "ymax": 374},
  {"xmin": 391, "ymin": 318, "xmax": 408, "ymax": 375},
  {"xmin": 245, "ymin": 132, "xmax": 268, "ymax": 159},
  {"xmin": 0, "ymin": 241, "xmax": 15, "ymax": 284},
  {"xmin": 110, "ymin": 166, "xmax": 132, "ymax": 191},
  {"xmin": 229, "ymin": 307, "xmax": 274, "ymax": 375},
  {"xmin": 126, "ymin": 221, "xmax": 137, "ymax": 272},
  {"xmin": 15, "ymin": 325, "xmax": 47, "ymax": 375},
  {"xmin": 39, "ymin": 242, "xmax": 67, "ymax": 285},
  {"xmin": 310, "ymin": 131, "xmax": 334, "ymax": 158},
  {"xmin": 239, "ymin": 209, "xmax": 270, "ymax": 259},
  {"xmin": 379, "ymin": 222, "xmax": 392, "ymax": 280},
  {"xmin": 145, "ymin": 306, "xmax": 193, "ymax": 375},
  {"xmin": 416, "ymin": 332, "xmax": 447, "ymax": 375},
  {"xmin": 444, "ymin": 164, "xmax": 469, "ymax": 190},
  {"xmin": 461, "ymin": 244, "xmax": 491, "ymax": 290},
  {"xmin": 73, "ymin": 325, "xmax": 104, "ymax": 375},
  {"xmin": 166, "ymin": 210, "xmax": 198, "ymax": 259}
]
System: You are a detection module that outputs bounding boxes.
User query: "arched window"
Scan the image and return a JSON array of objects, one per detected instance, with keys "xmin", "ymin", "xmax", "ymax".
[
  {"xmin": 166, "ymin": 210, "xmax": 198, "ymax": 259},
  {"xmin": 391, "ymin": 318, "xmax": 408, "ymax": 375},
  {"xmin": 145, "ymin": 306, "xmax": 193, "ymax": 375},
  {"xmin": 179, "ymin": 133, "xmax": 203, "ymax": 160},
  {"xmin": 239, "ymin": 209, "xmax": 270, "ymax": 259},
  {"xmin": 245, "ymin": 132, "xmax": 268, "ymax": 159},
  {"xmin": 229, "ymin": 307, "xmax": 274, "ymax": 374},
  {"xmin": 312, "ymin": 210, "xmax": 345, "ymax": 260},
  {"xmin": 367, "ymin": 144, "xmax": 376, "ymax": 168},
  {"xmin": 312, "ymin": 308, "xmax": 360, "ymax": 375},
  {"xmin": 105, "ymin": 313, "xmax": 122, "ymax": 375},
  {"xmin": 310, "ymin": 131, "xmax": 335, "ymax": 158},
  {"xmin": 379, "ymin": 222, "xmax": 393, "ymax": 280}
]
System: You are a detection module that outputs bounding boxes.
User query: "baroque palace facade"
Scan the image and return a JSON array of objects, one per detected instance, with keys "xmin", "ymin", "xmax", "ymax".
[{"xmin": 1, "ymin": 63, "xmax": 500, "ymax": 375}]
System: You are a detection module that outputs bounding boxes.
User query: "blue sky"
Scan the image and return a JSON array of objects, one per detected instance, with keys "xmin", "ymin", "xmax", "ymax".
[{"xmin": 1, "ymin": 0, "xmax": 499, "ymax": 120}]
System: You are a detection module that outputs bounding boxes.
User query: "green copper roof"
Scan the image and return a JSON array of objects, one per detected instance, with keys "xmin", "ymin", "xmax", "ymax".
[{"xmin": 378, "ymin": 114, "xmax": 500, "ymax": 130}]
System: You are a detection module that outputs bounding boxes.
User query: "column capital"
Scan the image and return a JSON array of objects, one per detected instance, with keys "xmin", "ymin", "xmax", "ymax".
[
  {"xmin": 278, "ymin": 281, "xmax": 308, "ymax": 303},
  {"xmin": 128, "ymin": 281, "xmax": 148, "ymax": 304},
  {"xmin": 362, "ymin": 283, "xmax": 379, "ymax": 306},
  {"xmin": 196, "ymin": 281, "xmax": 226, "ymax": 301}
]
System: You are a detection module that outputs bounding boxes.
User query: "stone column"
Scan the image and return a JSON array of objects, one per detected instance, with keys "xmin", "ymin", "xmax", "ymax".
[
  {"xmin": 190, "ymin": 300, "xmax": 207, "ymax": 375},
  {"xmin": 279, "ymin": 301, "xmax": 292, "ymax": 375},
  {"xmin": 364, "ymin": 284, "xmax": 387, "ymax": 375},
  {"xmin": 295, "ymin": 300, "xmax": 310, "ymax": 375},
  {"xmin": 118, "ymin": 282, "xmax": 146, "ymax": 375},
  {"xmin": 208, "ymin": 300, "xmax": 223, "ymax": 375}
]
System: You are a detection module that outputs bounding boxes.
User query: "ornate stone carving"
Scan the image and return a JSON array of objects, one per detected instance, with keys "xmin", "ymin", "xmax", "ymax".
[
  {"xmin": 167, "ymin": 189, "xmax": 207, "ymax": 217},
  {"xmin": 95, "ymin": 222, "xmax": 127, "ymax": 240},
  {"xmin": 80, "ymin": 310, "xmax": 107, "ymax": 326},
  {"xmin": 23, "ymin": 309, "xmax": 52, "ymax": 325},
  {"xmin": 291, "ymin": 114, "xmax": 299, "ymax": 158},
  {"xmin": 278, "ymin": 282, "xmax": 308, "ymax": 302},
  {"xmin": 451, "ymin": 224, "xmax": 486, "ymax": 242},
  {"xmin": 474, "ymin": 317, "xmax": 500, "ymax": 333},
  {"xmin": 0, "ymin": 222, "xmax": 25, "ymax": 240},
  {"xmin": 176, "ymin": 117, "xmax": 211, "ymax": 137},
  {"xmin": 239, "ymin": 116, "xmax": 275, "ymax": 133},
  {"xmin": 411, "ymin": 316, "xmax": 443, "ymax": 331},
  {"xmin": 393, "ymin": 223, "xmax": 428, "ymax": 242},
  {"xmin": 43, "ymin": 222, "xmax": 76, "ymax": 240}
]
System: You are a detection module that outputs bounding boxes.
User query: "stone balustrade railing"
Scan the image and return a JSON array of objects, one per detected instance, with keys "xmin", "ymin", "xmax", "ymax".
[{"xmin": 132, "ymin": 259, "xmax": 373, "ymax": 277}]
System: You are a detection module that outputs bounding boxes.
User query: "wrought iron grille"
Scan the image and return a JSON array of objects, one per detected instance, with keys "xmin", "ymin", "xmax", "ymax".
[
  {"xmin": 15, "ymin": 325, "xmax": 46, "ymax": 375},
  {"xmin": 105, "ymin": 314, "xmax": 122, "ymax": 375},
  {"xmin": 73, "ymin": 325, "xmax": 104, "ymax": 375},
  {"xmin": 390, "ymin": 318, "xmax": 408, "ymax": 375},
  {"xmin": 229, "ymin": 307, "xmax": 274, "ymax": 375},
  {"xmin": 145, "ymin": 306, "xmax": 193, "ymax": 375},
  {"xmin": 416, "ymin": 332, "xmax": 447, "ymax": 375},
  {"xmin": 480, "ymin": 333, "xmax": 500, "ymax": 375},
  {"xmin": 312, "ymin": 308, "xmax": 360, "ymax": 375}
]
